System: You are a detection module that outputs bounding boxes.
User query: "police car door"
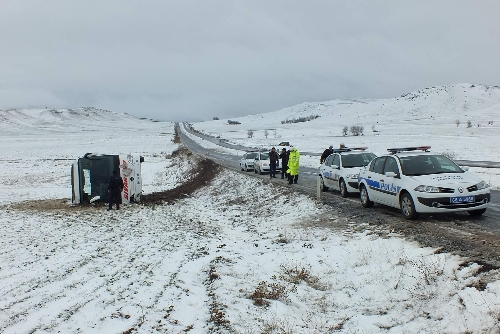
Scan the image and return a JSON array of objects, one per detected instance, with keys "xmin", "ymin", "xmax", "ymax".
[
  {"xmin": 377, "ymin": 156, "xmax": 402, "ymax": 207},
  {"xmin": 365, "ymin": 156, "xmax": 387, "ymax": 203},
  {"xmin": 321, "ymin": 154, "xmax": 334, "ymax": 188},
  {"xmin": 330, "ymin": 154, "xmax": 341, "ymax": 190}
]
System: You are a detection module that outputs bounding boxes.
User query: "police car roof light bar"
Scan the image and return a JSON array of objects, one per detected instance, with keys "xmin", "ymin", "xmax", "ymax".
[
  {"xmin": 332, "ymin": 148, "xmax": 352, "ymax": 153},
  {"xmin": 350, "ymin": 147, "xmax": 368, "ymax": 151},
  {"xmin": 387, "ymin": 146, "xmax": 431, "ymax": 154}
]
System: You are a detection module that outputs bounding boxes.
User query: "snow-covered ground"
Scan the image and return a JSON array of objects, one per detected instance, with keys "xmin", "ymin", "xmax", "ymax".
[
  {"xmin": 1, "ymin": 102, "xmax": 500, "ymax": 333},
  {"xmin": 191, "ymin": 83, "xmax": 500, "ymax": 189}
]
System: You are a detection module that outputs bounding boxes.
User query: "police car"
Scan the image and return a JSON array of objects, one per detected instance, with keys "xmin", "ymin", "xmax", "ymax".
[
  {"xmin": 240, "ymin": 151, "xmax": 258, "ymax": 172},
  {"xmin": 358, "ymin": 146, "xmax": 490, "ymax": 219},
  {"xmin": 319, "ymin": 147, "xmax": 377, "ymax": 197}
]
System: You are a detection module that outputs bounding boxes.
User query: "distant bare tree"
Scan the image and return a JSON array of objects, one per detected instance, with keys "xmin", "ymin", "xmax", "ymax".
[
  {"xmin": 247, "ymin": 130, "xmax": 254, "ymax": 138},
  {"xmin": 350, "ymin": 125, "xmax": 364, "ymax": 136},
  {"xmin": 466, "ymin": 120, "xmax": 472, "ymax": 128},
  {"xmin": 273, "ymin": 130, "xmax": 278, "ymax": 138},
  {"xmin": 264, "ymin": 130, "xmax": 269, "ymax": 138},
  {"xmin": 455, "ymin": 119, "xmax": 460, "ymax": 127},
  {"xmin": 342, "ymin": 126, "xmax": 349, "ymax": 136}
]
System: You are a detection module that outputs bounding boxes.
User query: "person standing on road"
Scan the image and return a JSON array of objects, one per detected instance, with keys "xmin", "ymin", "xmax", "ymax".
[
  {"xmin": 269, "ymin": 147, "xmax": 278, "ymax": 178},
  {"xmin": 107, "ymin": 170, "xmax": 124, "ymax": 210},
  {"xmin": 287, "ymin": 147, "xmax": 300, "ymax": 184},
  {"xmin": 320, "ymin": 145, "xmax": 334, "ymax": 164},
  {"xmin": 279, "ymin": 148, "xmax": 288, "ymax": 179}
]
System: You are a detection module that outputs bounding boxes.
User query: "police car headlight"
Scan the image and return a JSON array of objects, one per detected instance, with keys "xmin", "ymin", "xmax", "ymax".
[
  {"xmin": 414, "ymin": 185, "xmax": 440, "ymax": 193},
  {"xmin": 261, "ymin": 163, "xmax": 267, "ymax": 166},
  {"xmin": 346, "ymin": 174, "xmax": 359, "ymax": 179},
  {"xmin": 476, "ymin": 181, "xmax": 488, "ymax": 190}
]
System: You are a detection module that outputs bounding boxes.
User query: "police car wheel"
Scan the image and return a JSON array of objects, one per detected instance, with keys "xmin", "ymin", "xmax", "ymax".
[
  {"xmin": 241, "ymin": 164, "xmax": 244, "ymax": 171},
  {"xmin": 258, "ymin": 168, "xmax": 263, "ymax": 175},
  {"xmin": 320, "ymin": 177, "xmax": 328, "ymax": 192},
  {"xmin": 360, "ymin": 185, "xmax": 373, "ymax": 208},
  {"xmin": 400, "ymin": 193, "xmax": 418, "ymax": 220},
  {"xmin": 339, "ymin": 179, "xmax": 348, "ymax": 198},
  {"xmin": 467, "ymin": 208, "xmax": 486, "ymax": 216},
  {"xmin": 244, "ymin": 164, "xmax": 248, "ymax": 172},
  {"xmin": 254, "ymin": 167, "xmax": 257, "ymax": 174}
]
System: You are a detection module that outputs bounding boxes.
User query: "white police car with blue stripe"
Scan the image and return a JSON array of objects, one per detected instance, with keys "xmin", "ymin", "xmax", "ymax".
[
  {"xmin": 358, "ymin": 146, "xmax": 490, "ymax": 219},
  {"xmin": 319, "ymin": 148, "xmax": 376, "ymax": 197}
]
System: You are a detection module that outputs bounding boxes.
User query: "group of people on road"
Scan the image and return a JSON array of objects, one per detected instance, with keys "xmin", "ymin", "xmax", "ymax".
[{"xmin": 268, "ymin": 146, "xmax": 300, "ymax": 185}]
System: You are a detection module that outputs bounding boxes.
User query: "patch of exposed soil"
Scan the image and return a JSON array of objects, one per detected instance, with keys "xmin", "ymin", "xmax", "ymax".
[{"xmin": 142, "ymin": 156, "xmax": 220, "ymax": 205}]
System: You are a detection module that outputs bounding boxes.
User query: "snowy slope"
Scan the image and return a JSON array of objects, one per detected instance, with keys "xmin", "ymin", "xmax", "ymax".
[
  {"xmin": 192, "ymin": 83, "xmax": 500, "ymax": 162},
  {"xmin": 1, "ymin": 103, "xmax": 499, "ymax": 333},
  {"xmin": 0, "ymin": 108, "xmax": 176, "ymax": 204}
]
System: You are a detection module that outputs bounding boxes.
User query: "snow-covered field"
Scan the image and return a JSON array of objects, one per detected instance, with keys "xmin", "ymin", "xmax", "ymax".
[
  {"xmin": 1, "ymin": 103, "xmax": 500, "ymax": 333},
  {"xmin": 191, "ymin": 83, "xmax": 500, "ymax": 189}
]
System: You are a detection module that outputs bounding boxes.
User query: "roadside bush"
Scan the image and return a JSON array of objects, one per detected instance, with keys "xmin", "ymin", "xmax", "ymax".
[
  {"xmin": 281, "ymin": 114, "xmax": 320, "ymax": 124},
  {"xmin": 247, "ymin": 130, "xmax": 254, "ymax": 138},
  {"xmin": 342, "ymin": 126, "xmax": 349, "ymax": 136}
]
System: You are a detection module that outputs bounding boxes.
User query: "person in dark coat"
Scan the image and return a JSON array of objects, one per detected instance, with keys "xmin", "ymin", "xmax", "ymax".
[
  {"xmin": 279, "ymin": 148, "xmax": 289, "ymax": 179},
  {"xmin": 107, "ymin": 170, "xmax": 124, "ymax": 210},
  {"xmin": 320, "ymin": 145, "xmax": 334, "ymax": 164},
  {"xmin": 268, "ymin": 147, "xmax": 278, "ymax": 178}
]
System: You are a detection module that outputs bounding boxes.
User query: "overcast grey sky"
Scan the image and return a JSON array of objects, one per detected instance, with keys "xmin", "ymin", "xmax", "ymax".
[{"xmin": 1, "ymin": 1, "xmax": 499, "ymax": 121}]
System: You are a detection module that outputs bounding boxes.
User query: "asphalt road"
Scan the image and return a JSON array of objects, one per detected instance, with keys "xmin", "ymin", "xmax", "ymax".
[{"xmin": 178, "ymin": 123, "xmax": 500, "ymax": 230}]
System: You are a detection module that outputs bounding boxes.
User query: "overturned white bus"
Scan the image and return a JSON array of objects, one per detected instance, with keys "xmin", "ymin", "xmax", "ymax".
[{"xmin": 71, "ymin": 153, "xmax": 144, "ymax": 204}]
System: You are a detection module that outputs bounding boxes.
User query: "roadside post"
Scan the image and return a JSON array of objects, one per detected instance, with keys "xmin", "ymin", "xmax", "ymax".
[{"xmin": 317, "ymin": 175, "xmax": 321, "ymax": 200}]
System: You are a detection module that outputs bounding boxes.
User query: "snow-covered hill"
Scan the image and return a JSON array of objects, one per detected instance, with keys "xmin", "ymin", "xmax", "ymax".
[
  {"xmin": 193, "ymin": 83, "xmax": 500, "ymax": 162},
  {"xmin": 0, "ymin": 107, "xmax": 146, "ymax": 135}
]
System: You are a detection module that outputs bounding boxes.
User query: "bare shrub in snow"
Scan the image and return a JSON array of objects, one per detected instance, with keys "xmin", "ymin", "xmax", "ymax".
[
  {"xmin": 249, "ymin": 281, "xmax": 289, "ymax": 306},
  {"xmin": 349, "ymin": 125, "xmax": 364, "ymax": 136},
  {"xmin": 279, "ymin": 263, "xmax": 329, "ymax": 291},
  {"xmin": 342, "ymin": 126, "xmax": 349, "ymax": 136},
  {"xmin": 466, "ymin": 120, "xmax": 472, "ymax": 128},
  {"xmin": 455, "ymin": 119, "xmax": 460, "ymax": 127},
  {"xmin": 264, "ymin": 130, "xmax": 269, "ymax": 138},
  {"xmin": 276, "ymin": 233, "xmax": 290, "ymax": 244},
  {"xmin": 227, "ymin": 120, "xmax": 241, "ymax": 125},
  {"xmin": 260, "ymin": 317, "xmax": 293, "ymax": 333},
  {"xmin": 247, "ymin": 130, "xmax": 254, "ymax": 138},
  {"xmin": 488, "ymin": 120, "xmax": 494, "ymax": 125}
]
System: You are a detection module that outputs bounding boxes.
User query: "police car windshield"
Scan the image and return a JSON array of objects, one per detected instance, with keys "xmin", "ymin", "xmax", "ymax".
[
  {"xmin": 399, "ymin": 154, "xmax": 464, "ymax": 176},
  {"xmin": 342, "ymin": 153, "xmax": 377, "ymax": 168},
  {"xmin": 246, "ymin": 153, "xmax": 257, "ymax": 159}
]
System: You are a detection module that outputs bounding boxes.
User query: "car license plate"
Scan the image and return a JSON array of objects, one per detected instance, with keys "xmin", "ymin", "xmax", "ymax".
[{"xmin": 450, "ymin": 196, "xmax": 475, "ymax": 203}]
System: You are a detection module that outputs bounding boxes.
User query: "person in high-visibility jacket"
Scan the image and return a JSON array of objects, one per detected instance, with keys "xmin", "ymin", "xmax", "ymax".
[{"xmin": 286, "ymin": 147, "xmax": 300, "ymax": 184}]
